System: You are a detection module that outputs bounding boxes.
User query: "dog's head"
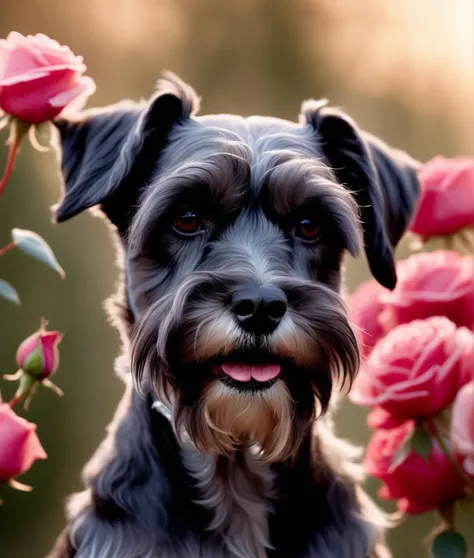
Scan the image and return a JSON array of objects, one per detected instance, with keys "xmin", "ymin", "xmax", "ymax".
[{"xmin": 53, "ymin": 74, "xmax": 420, "ymax": 461}]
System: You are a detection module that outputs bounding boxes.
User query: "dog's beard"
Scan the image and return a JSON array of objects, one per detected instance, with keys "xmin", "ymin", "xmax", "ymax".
[
  {"xmin": 182, "ymin": 380, "xmax": 295, "ymax": 462},
  {"xmin": 131, "ymin": 272, "xmax": 359, "ymax": 462}
]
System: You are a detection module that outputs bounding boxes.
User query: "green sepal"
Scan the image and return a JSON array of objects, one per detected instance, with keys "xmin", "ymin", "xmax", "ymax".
[{"xmin": 432, "ymin": 531, "xmax": 468, "ymax": 558}]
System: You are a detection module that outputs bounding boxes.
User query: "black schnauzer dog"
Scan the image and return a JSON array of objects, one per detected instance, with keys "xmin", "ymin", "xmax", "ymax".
[{"xmin": 48, "ymin": 74, "xmax": 420, "ymax": 558}]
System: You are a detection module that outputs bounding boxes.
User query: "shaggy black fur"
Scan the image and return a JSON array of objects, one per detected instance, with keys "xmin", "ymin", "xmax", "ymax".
[{"xmin": 47, "ymin": 73, "xmax": 420, "ymax": 558}]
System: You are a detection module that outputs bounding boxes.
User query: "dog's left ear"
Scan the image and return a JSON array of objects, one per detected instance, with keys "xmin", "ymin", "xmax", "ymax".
[
  {"xmin": 302, "ymin": 101, "xmax": 420, "ymax": 290},
  {"xmin": 53, "ymin": 74, "xmax": 199, "ymax": 233}
]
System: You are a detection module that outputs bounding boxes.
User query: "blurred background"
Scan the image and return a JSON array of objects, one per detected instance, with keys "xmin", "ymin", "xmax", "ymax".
[{"xmin": 0, "ymin": 0, "xmax": 473, "ymax": 556}]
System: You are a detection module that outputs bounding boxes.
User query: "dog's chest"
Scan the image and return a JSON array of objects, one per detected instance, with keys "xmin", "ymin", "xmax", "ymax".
[{"xmin": 181, "ymin": 446, "xmax": 276, "ymax": 558}]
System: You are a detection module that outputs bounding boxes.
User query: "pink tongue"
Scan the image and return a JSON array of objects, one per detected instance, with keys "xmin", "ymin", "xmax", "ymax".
[{"xmin": 221, "ymin": 363, "xmax": 281, "ymax": 383}]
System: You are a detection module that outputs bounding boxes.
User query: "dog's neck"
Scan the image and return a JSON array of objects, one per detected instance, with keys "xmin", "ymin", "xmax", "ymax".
[
  {"xmin": 115, "ymin": 354, "xmax": 277, "ymax": 557},
  {"xmin": 152, "ymin": 389, "xmax": 276, "ymax": 557},
  {"xmin": 180, "ymin": 432, "xmax": 276, "ymax": 557}
]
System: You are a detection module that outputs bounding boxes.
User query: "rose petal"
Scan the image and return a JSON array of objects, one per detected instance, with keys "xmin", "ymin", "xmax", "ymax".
[
  {"xmin": 16, "ymin": 333, "xmax": 40, "ymax": 369},
  {"xmin": 0, "ymin": 67, "xmax": 83, "ymax": 122},
  {"xmin": 451, "ymin": 382, "xmax": 474, "ymax": 472},
  {"xmin": 411, "ymin": 156, "xmax": 474, "ymax": 237},
  {"xmin": 0, "ymin": 47, "xmax": 46, "ymax": 81},
  {"xmin": 367, "ymin": 408, "xmax": 408, "ymax": 430},
  {"xmin": 0, "ymin": 404, "xmax": 47, "ymax": 481},
  {"xmin": 352, "ymin": 316, "xmax": 474, "ymax": 417},
  {"xmin": 39, "ymin": 331, "xmax": 61, "ymax": 378},
  {"xmin": 0, "ymin": 68, "xmax": 52, "ymax": 86},
  {"xmin": 377, "ymin": 484, "xmax": 397, "ymax": 501},
  {"xmin": 365, "ymin": 422, "xmax": 466, "ymax": 516},
  {"xmin": 52, "ymin": 76, "xmax": 96, "ymax": 115},
  {"xmin": 397, "ymin": 498, "xmax": 434, "ymax": 515},
  {"xmin": 0, "ymin": 63, "xmax": 86, "ymax": 86},
  {"xmin": 464, "ymin": 458, "xmax": 474, "ymax": 476},
  {"xmin": 0, "ymin": 32, "xmax": 94, "ymax": 124},
  {"xmin": 1, "ymin": 32, "xmax": 54, "ymax": 70}
]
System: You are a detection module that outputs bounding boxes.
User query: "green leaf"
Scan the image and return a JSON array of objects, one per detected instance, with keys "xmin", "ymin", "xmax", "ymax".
[
  {"xmin": 432, "ymin": 531, "xmax": 468, "ymax": 558},
  {"xmin": 388, "ymin": 429, "xmax": 413, "ymax": 472},
  {"xmin": 12, "ymin": 228, "xmax": 65, "ymax": 278},
  {"xmin": 411, "ymin": 424, "xmax": 433, "ymax": 461},
  {"xmin": 0, "ymin": 279, "xmax": 20, "ymax": 304}
]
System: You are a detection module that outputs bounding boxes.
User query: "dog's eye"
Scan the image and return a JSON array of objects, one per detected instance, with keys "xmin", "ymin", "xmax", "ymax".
[
  {"xmin": 295, "ymin": 218, "xmax": 321, "ymax": 241},
  {"xmin": 172, "ymin": 210, "xmax": 202, "ymax": 235}
]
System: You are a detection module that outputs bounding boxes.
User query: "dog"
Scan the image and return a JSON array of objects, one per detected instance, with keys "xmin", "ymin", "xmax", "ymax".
[{"xmin": 47, "ymin": 73, "xmax": 420, "ymax": 558}]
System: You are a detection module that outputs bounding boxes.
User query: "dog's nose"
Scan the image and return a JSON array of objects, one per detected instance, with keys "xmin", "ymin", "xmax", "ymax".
[{"xmin": 231, "ymin": 285, "xmax": 287, "ymax": 335}]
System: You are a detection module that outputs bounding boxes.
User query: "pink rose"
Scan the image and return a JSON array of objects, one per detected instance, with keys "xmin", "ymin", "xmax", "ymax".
[
  {"xmin": 410, "ymin": 156, "xmax": 474, "ymax": 239},
  {"xmin": 351, "ymin": 317, "xmax": 474, "ymax": 419},
  {"xmin": 451, "ymin": 382, "xmax": 474, "ymax": 476},
  {"xmin": 0, "ymin": 403, "xmax": 47, "ymax": 483},
  {"xmin": 379, "ymin": 251, "xmax": 474, "ymax": 330},
  {"xmin": 348, "ymin": 279, "xmax": 389, "ymax": 359},
  {"xmin": 0, "ymin": 32, "xmax": 95, "ymax": 123},
  {"xmin": 16, "ymin": 328, "xmax": 62, "ymax": 380},
  {"xmin": 4, "ymin": 323, "xmax": 63, "ymax": 409},
  {"xmin": 365, "ymin": 420, "xmax": 466, "ymax": 514},
  {"xmin": 367, "ymin": 407, "xmax": 406, "ymax": 430}
]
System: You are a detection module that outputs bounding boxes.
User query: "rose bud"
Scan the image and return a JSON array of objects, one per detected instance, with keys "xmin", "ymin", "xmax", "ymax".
[
  {"xmin": 365, "ymin": 420, "xmax": 466, "ymax": 514},
  {"xmin": 4, "ymin": 322, "xmax": 63, "ymax": 409},
  {"xmin": 350, "ymin": 316, "xmax": 474, "ymax": 421},
  {"xmin": 0, "ymin": 402, "xmax": 47, "ymax": 490},
  {"xmin": 410, "ymin": 155, "xmax": 474, "ymax": 240},
  {"xmin": 451, "ymin": 382, "xmax": 474, "ymax": 477},
  {"xmin": 16, "ymin": 328, "xmax": 61, "ymax": 380}
]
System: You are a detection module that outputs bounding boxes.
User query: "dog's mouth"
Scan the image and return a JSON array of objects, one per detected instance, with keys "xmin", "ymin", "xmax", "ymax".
[{"xmin": 209, "ymin": 350, "xmax": 284, "ymax": 392}]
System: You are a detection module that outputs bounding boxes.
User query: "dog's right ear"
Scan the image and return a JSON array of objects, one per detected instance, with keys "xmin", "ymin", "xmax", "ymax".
[
  {"xmin": 53, "ymin": 74, "xmax": 199, "ymax": 233},
  {"xmin": 302, "ymin": 101, "xmax": 420, "ymax": 290}
]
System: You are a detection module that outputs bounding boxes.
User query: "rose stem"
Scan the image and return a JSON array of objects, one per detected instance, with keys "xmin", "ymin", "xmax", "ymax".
[
  {"xmin": 428, "ymin": 417, "xmax": 474, "ymax": 490},
  {"xmin": 438, "ymin": 501, "xmax": 455, "ymax": 531},
  {"xmin": 0, "ymin": 240, "xmax": 16, "ymax": 257},
  {"xmin": 0, "ymin": 139, "xmax": 20, "ymax": 200},
  {"xmin": 8, "ymin": 392, "xmax": 25, "ymax": 410}
]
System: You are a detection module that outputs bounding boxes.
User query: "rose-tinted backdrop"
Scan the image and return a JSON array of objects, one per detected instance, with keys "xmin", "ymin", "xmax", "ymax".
[{"xmin": 0, "ymin": 1, "xmax": 473, "ymax": 557}]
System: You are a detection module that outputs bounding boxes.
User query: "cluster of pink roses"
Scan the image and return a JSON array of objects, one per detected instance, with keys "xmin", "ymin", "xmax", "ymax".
[
  {"xmin": 349, "ymin": 156, "xmax": 474, "ymax": 549},
  {"xmin": 0, "ymin": 32, "xmax": 95, "ymax": 498}
]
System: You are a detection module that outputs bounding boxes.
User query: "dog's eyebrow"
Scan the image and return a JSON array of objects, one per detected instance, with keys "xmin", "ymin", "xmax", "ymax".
[
  {"xmin": 261, "ymin": 155, "xmax": 362, "ymax": 256},
  {"xmin": 129, "ymin": 147, "xmax": 251, "ymax": 250}
]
